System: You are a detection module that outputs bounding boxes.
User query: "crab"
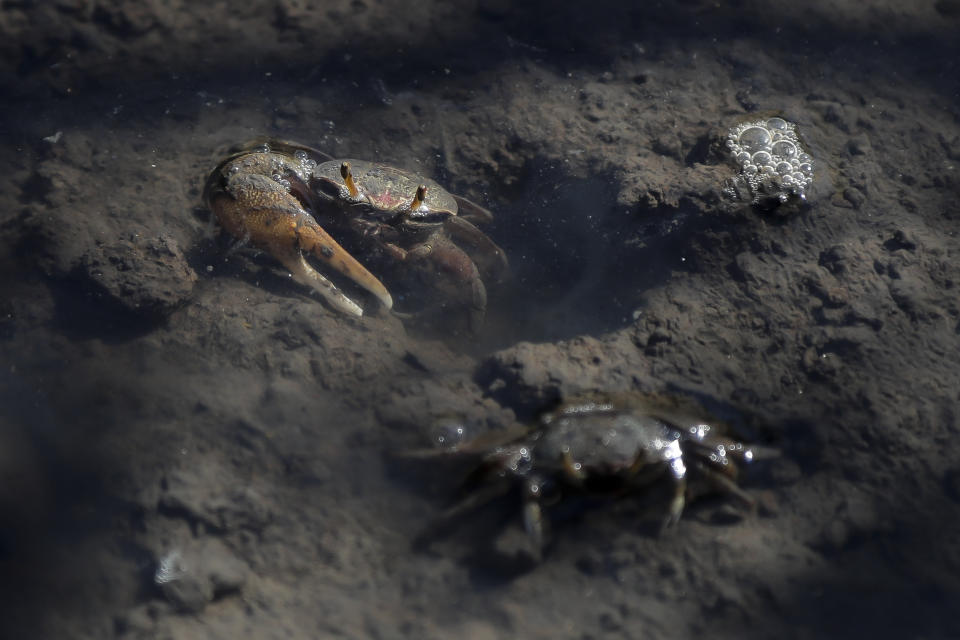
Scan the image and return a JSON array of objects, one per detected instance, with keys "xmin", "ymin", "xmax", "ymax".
[
  {"xmin": 203, "ymin": 139, "xmax": 508, "ymax": 328},
  {"xmin": 409, "ymin": 392, "xmax": 759, "ymax": 562}
]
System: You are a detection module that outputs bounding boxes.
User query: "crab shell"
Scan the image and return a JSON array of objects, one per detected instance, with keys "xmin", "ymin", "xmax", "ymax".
[
  {"xmin": 307, "ymin": 153, "xmax": 508, "ymax": 327},
  {"xmin": 312, "ymin": 160, "xmax": 467, "ymax": 224}
]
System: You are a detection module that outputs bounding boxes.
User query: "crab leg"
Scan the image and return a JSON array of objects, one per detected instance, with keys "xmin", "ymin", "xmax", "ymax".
[
  {"xmin": 660, "ymin": 476, "xmax": 687, "ymax": 533},
  {"xmin": 443, "ymin": 215, "xmax": 509, "ymax": 283},
  {"xmin": 625, "ymin": 453, "xmax": 687, "ymax": 533},
  {"xmin": 522, "ymin": 477, "xmax": 548, "ymax": 562},
  {"xmin": 689, "ymin": 460, "xmax": 756, "ymax": 509},
  {"xmin": 451, "ymin": 194, "xmax": 495, "ymax": 224},
  {"xmin": 412, "ymin": 479, "xmax": 513, "ymax": 550},
  {"xmin": 210, "ymin": 172, "xmax": 393, "ymax": 315}
]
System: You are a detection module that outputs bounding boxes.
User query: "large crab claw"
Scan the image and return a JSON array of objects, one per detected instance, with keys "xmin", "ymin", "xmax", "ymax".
[{"xmin": 206, "ymin": 158, "xmax": 392, "ymax": 316}]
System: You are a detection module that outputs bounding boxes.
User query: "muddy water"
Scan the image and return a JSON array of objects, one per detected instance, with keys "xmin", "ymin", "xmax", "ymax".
[{"xmin": 1, "ymin": 2, "xmax": 959, "ymax": 638}]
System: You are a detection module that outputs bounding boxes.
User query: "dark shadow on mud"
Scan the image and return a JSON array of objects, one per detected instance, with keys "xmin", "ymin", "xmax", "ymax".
[
  {"xmin": 755, "ymin": 495, "xmax": 960, "ymax": 639},
  {"xmin": 44, "ymin": 271, "xmax": 168, "ymax": 343},
  {"xmin": 3, "ymin": 1, "xmax": 958, "ymax": 146},
  {"xmin": 186, "ymin": 233, "xmax": 311, "ymax": 302},
  {"xmin": 473, "ymin": 159, "xmax": 757, "ymax": 348},
  {"xmin": 478, "ymin": 161, "xmax": 642, "ymax": 345},
  {"xmin": 0, "ymin": 370, "xmax": 154, "ymax": 639}
]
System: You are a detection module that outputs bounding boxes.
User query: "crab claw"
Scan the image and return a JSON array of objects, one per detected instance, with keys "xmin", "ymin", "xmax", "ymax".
[
  {"xmin": 209, "ymin": 171, "xmax": 392, "ymax": 315},
  {"xmin": 293, "ymin": 211, "xmax": 394, "ymax": 313}
]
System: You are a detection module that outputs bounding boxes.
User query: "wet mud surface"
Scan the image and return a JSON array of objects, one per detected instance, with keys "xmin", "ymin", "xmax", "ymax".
[{"xmin": 1, "ymin": 1, "xmax": 960, "ymax": 638}]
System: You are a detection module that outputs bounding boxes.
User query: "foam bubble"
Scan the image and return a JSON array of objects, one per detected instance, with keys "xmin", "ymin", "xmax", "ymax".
[
  {"xmin": 725, "ymin": 116, "xmax": 814, "ymax": 207},
  {"xmin": 739, "ymin": 126, "xmax": 772, "ymax": 153},
  {"xmin": 771, "ymin": 140, "xmax": 797, "ymax": 159}
]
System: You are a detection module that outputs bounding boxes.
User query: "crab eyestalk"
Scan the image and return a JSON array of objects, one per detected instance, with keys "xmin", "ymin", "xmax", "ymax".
[
  {"xmin": 340, "ymin": 161, "xmax": 360, "ymax": 198},
  {"xmin": 389, "ymin": 185, "xmax": 429, "ymax": 226},
  {"xmin": 410, "ymin": 184, "xmax": 428, "ymax": 211}
]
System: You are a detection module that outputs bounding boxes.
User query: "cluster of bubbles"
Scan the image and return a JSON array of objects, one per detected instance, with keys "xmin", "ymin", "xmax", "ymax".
[
  {"xmin": 723, "ymin": 116, "xmax": 814, "ymax": 206},
  {"xmin": 292, "ymin": 149, "xmax": 318, "ymax": 176},
  {"xmin": 242, "ymin": 143, "xmax": 319, "ymax": 193},
  {"xmin": 154, "ymin": 549, "xmax": 187, "ymax": 585}
]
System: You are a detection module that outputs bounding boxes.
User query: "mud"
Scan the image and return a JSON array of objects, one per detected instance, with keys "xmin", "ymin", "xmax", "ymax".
[{"xmin": 1, "ymin": 1, "xmax": 959, "ymax": 638}]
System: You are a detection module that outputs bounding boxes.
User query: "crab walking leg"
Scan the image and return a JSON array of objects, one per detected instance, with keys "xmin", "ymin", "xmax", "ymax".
[
  {"xmin": 690, "ymin": 461, "xmax": 756, "ymax": 510},
  {"xmin": 210, "ymin": 172, "xmax": 393, "ymax": 314},
  {"xmin": 521, "ymin": 475, "xmax": 551, "ymax": 561},
  {"xmin": 443, "ymin": 215, "xmax": 509, "ymax": 283},
  {"xmin": 407, "ymin": 237, "xmax": 488, "ymax": 331},
  {"xmin": 561, "ymin": 450, "xmax": 587, "ymax": 483},
  {"xmin": 413, "ymin": 480, "xmax": 513, "ymax": 550},
  {"xmin": 660, "ymin": 476, "xmax": 687, "ymax": 534}
]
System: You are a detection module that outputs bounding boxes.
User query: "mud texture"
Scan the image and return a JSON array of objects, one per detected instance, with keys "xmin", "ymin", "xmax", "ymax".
[{"xmin": 1, "ymin": 1, "xmax": 959, "ymax": 638}]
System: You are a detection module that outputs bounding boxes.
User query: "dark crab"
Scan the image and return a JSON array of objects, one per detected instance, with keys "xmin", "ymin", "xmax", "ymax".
[
  {"xmin": 204, "ymin": 140, "xmax": 508, "ymax": 328},
  {"xmin": 409, "ymin": 392, "xmax": 759, "ymax": 562}
]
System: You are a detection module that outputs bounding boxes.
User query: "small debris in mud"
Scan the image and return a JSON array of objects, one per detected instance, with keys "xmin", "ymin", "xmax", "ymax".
[{"xmin": 154, "ymin": 539, "xmax": 247, "ymax": 613}]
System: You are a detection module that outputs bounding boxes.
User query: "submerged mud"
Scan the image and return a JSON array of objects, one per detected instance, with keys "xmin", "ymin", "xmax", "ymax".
[{"xmin": 1, "ymin": 1, "xmax": 959, "ymax": 638}]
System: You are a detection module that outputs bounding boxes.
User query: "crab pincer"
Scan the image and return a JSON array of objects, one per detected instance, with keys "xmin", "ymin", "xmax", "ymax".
[{"xmin": 204, "ymin": 146, "xmax": 392, "ymax": 316}]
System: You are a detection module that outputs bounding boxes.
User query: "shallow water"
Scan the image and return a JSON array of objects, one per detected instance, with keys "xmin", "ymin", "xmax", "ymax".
[{"xmin": 2, "ymin": 2, "xmax": 959, "ymax": 638}]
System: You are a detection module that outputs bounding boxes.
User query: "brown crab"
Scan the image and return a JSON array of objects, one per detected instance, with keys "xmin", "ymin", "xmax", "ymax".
[
  {"xmin": 408, "ymin": 392, "xmax": 760, "ymax": 562},
  {"xmin": 203, "ymin": 140, "xmax": 508, "ymax": 328}
]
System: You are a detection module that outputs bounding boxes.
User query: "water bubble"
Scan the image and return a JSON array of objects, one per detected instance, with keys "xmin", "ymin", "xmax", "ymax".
[
  {"xmin": 738, "ymin": 126, "xmax": 772, "ymax": 153},
  {"xmin": 155, "ymin": 550, "xmax": 187, "ymax": 585},
  {"xmin": 432, "ymin": 418, "xmax": 467, "ymax": 449},
  {"xmin": 771, "ymin": 140, "xmax": 797, "ymax": 159},
  {"xmin": 725, "ymin": 116, "xmax": 813, "ymax": 207}
]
